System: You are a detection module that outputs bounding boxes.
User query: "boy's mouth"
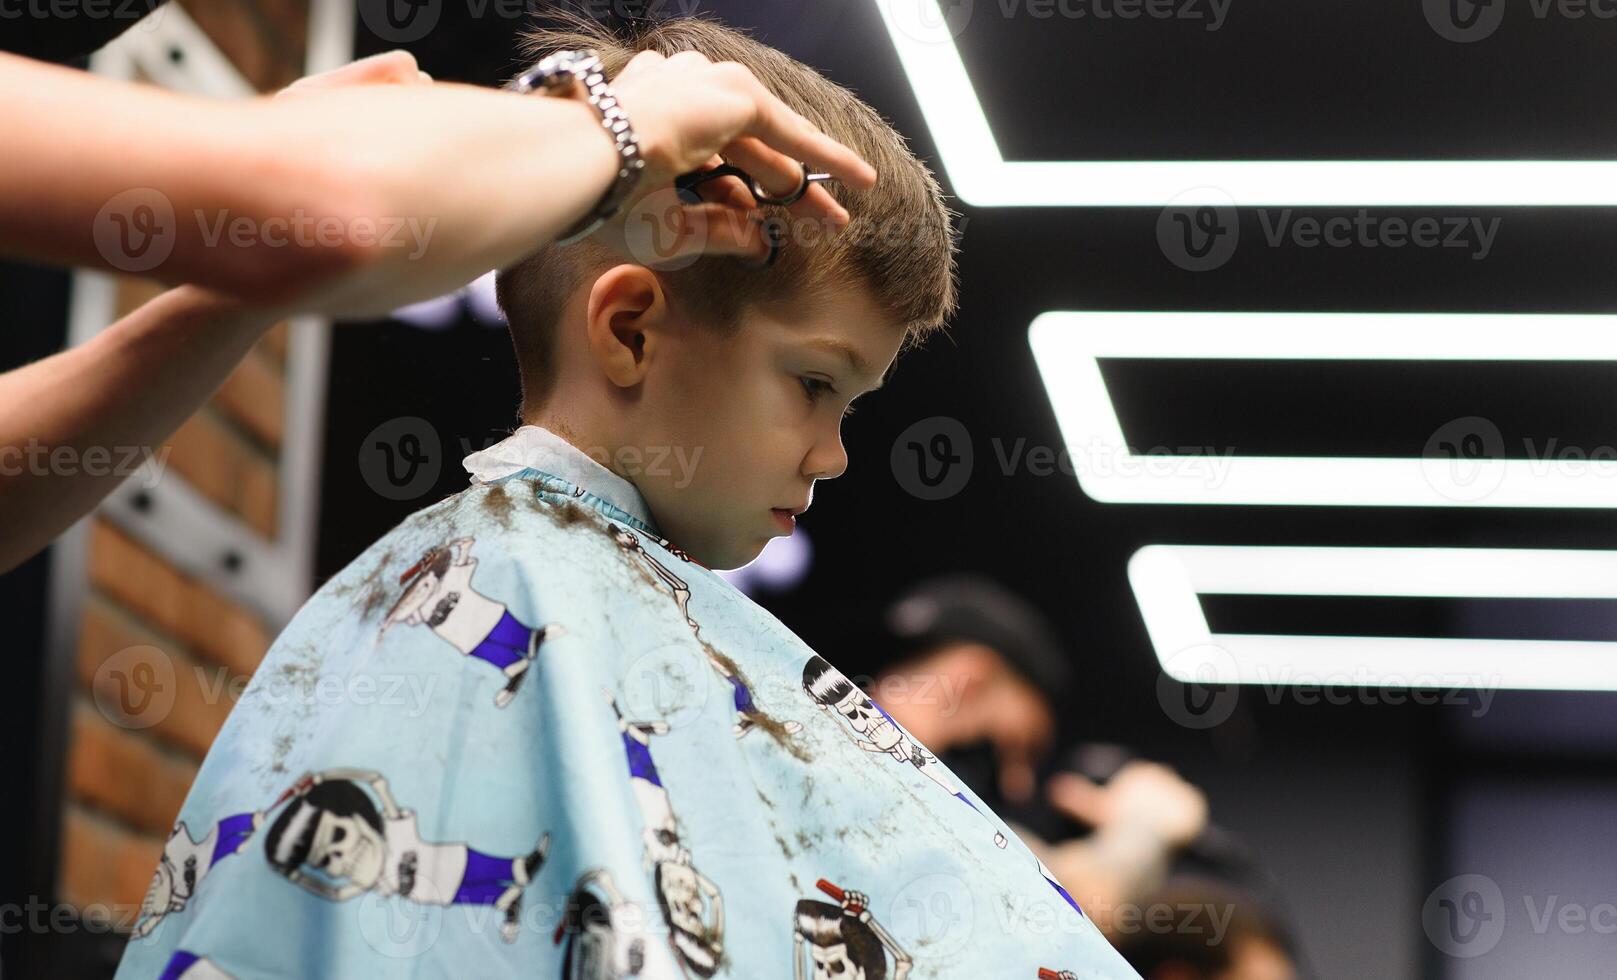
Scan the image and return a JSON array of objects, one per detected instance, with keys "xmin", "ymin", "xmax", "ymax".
[{"xmin": 770, "ymin": 508, "xmax": 797, "ymax": 532}]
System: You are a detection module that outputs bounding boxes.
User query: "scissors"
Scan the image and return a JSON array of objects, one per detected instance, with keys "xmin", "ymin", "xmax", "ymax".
[{"xmin": 674, "ymin": 161, "xmax": 834, "ymax": 268}]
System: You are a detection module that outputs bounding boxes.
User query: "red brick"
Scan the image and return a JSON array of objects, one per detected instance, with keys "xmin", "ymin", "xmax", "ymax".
[
  {"xmin": 259, "ymin": 322, "xmax": 290, "ymax": 365},
  {"xmin": 88, "ymin": 521, "xmax": 189, "ymax": 641},
  {"xmin": 113, "ymin": 276, "xmax": 167, "ymax": 320},
  {"xmin": 184, "ymin": 588, "xmax": 270, "ymax": 677},
  {"xmin": 66, "ymin": 702, "xmax": 197, "ymax": 838},
  {"xmin": 77, "ymin": 599, "xmax": 236, "ymax": 759},
  {"xmin": 166, "ymin": 412, "xmax": 240, "ymax": 511},
  {"xmin": 213, "ymin": 349, "xmax": 285, "ymax": 451},
  {"xmin": 164, "ymin": 411, "xmax": 280, "ymax": 536},
  {"xmin": 59, "ymin": 804, "xmax": 164, "ymax": 916},
  {"xmin": 87, "ymin": 521, "xmax": 270, "ymax": 680},
  {"xmin": 237, "ymin": 456, "xmax": 279, "ymax": 538}
]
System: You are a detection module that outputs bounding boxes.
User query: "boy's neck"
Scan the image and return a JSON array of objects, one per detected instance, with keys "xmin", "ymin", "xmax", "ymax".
[
  {"xmin": 522, "ymin": 409, "xmax": 630, "ymax": 485},
  {"xmin": 523, "ymin": 410, "xmax": 583, "ymax": 447}
]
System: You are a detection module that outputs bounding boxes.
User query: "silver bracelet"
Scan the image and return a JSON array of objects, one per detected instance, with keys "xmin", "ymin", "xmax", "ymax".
[{"xmin": 508, "ymin": 49, "xmax": 646, "ymax": 246}]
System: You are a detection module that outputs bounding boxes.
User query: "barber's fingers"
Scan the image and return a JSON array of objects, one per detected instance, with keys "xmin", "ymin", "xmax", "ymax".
[
  {"xmin": 610, "ymin": 55, "xmax": 875, "ymax": 200},
  {"xmin": 278, "ymin": 50, "xmax": 429, "ymax": 98},
  {"xmin": 612, "ymin": 48, "xmax": 667, "ymax": 84},
  {"xmin": 716, "ymin": 61, "xmax": 876, "ymax": 192},
  {"xmin": 684, "ymin": 165, "xmax": 757, "ymax": 215},
  {"xmin": 716, "ymin": 135, "xmax": 850, "ymax": 229}
]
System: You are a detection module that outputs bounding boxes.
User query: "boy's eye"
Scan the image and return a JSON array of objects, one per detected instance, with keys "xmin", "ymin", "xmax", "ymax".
[
  {"xmin": 799, "ymin": 374, "xmax": 860, "ymax": 419},
  {"xmin": 799, "ymin": 375, "xmax": 835, "ymax": 402}
]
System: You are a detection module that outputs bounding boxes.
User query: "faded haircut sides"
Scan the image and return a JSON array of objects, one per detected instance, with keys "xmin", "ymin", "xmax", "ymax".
[{"xmin": 494, "ymin": 9, "xmax": 961, "ymax": 415}]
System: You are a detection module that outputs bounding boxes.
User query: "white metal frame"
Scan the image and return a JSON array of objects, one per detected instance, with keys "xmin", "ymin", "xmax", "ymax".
[
  {"xmin": 1027, "ymin": 310, "xmax": 1617, "ymax": 508},
  {"xmin": 873, "ymin": 0, "xmax": 1617, "ymax": 206},
  {"xmin": 1130, "ymin": 544, "xmax": 1617, "ymax": 692}
]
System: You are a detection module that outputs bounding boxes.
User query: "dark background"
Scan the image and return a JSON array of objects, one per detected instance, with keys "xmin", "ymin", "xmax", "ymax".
[{"xmin": 7, "ymin": 1, "xmax": 1617, "ymax": 976}]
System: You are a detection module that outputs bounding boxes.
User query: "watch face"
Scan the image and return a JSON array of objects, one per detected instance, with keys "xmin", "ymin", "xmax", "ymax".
[{"xmin": 509, "ymin": 49, "xmax": 600, "ymax": 95}]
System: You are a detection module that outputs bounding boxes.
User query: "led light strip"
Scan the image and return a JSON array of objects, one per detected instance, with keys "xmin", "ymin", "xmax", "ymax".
[
  {"xmin": 872, "ymin": 0, "xmax": 1617, "ymax": 206},
  {"xmin": 1130, "ymin": 545, "xmax": 1617, "ymax": 692},
  {"xmin": 1027, "ymin": 310, "xmax": 1617, "ymax": 508}
]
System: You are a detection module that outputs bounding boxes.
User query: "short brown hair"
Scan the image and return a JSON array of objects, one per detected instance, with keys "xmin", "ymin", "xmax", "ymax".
[{"xmin": 495, "ymin": 10, "xmax": 961, "ymax": 414}]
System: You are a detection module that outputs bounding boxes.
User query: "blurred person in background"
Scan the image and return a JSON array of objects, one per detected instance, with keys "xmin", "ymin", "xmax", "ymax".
[{"xmin": 873, "ymin": 575, "xmax": 1210, "ymax": 932}]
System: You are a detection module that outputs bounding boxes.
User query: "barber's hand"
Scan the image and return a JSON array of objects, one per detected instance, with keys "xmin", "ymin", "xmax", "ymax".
[
  {"xmin": 1046, "ymin": 760, "xmax": 1208, "ymax": 849},
  {"xmin": 592, "ymin": 49, "xmax": 879, "ymax": 265}
]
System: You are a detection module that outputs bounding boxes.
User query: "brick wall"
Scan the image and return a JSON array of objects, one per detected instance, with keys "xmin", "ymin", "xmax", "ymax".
[
  {"xmin": 52, "ymin": 0, "xmax": 311, "ymax": 927},
  {"xmin": 59, "ymin": 340, "xmax": 282, "ymax": 916}
]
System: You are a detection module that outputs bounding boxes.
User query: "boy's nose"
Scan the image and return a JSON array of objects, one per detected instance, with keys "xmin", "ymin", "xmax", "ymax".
[{"xmin": 804, "ymin": 433, "xmax": 849, "ymax": 481}]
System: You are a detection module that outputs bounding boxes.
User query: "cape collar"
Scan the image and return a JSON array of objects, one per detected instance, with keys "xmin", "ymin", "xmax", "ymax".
[{"xmin": 462, "ymin": 425, "xmax": 661, "ymax": 537}]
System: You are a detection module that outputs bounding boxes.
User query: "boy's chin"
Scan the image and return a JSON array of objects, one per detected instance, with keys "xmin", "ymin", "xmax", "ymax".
[
  {"xmin": 659, "ymin": 510, "xmax": 773, "ymax": 570},
  {"xmin": 703, "ymin": 539, "xmax": 768, "ymax": 572},
  {"xmin": 684, "ymin": 530, "xmax": 770, "ymax": 572}
]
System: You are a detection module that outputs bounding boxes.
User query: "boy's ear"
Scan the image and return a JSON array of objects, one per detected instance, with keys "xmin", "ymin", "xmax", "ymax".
[{"xmin": 585, "ymin": 265, "xmax": 667, "ymax": 389}]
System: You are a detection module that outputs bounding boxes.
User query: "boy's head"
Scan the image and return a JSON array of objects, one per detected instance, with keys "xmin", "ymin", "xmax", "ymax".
[{"xmin": 496, "ymin": 12, "xmax": 960, "ymax": 570}]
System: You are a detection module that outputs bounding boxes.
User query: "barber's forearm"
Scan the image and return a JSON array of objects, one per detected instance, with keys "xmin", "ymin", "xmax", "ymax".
[
  {"xmin": 0, "ymin": 286, "xmax": 282, "ymax": 573},
  {"xmin": 273, "ymin": 84, "xmax": 622, "ymax": 318},
  {"xmin": 0, "ymin": 53, "xmax": 374, "ymax": 303},
  {"xmin": 1, "ymin": 55, "xmax": 620, "ymax": 315}
]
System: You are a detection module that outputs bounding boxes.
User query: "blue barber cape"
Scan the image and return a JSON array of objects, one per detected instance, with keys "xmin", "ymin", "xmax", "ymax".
[{"xmin": 117, "ymin": 426, "xmax": 1139, "ymax": 980}]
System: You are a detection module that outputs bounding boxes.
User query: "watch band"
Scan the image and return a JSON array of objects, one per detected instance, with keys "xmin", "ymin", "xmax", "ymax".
[{"xmin": 508, "ymin": 49, "xmax": 646, "ymax": 246}]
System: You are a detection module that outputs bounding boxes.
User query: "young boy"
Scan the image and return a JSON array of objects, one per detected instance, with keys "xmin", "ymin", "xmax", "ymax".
[{"xmin": 117, "ymin": 13, "xmax": 1140, "ymax": 979}]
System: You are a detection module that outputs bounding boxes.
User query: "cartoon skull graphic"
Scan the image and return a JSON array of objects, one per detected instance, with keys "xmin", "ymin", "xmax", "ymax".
[{"xmin": 307, "ymin": 810, "xmax": 386, "ymax": 888}]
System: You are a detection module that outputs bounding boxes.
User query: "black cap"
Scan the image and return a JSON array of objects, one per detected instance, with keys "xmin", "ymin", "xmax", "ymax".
[{"xmin": 884, "ymin": 574, "xmax": 1074, "ymax": 699}]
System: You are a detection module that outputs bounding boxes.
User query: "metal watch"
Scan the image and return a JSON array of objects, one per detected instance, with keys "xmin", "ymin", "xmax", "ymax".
[{"xmin": 508, "ymin": 49, "xmax": 646, "ymax": 245}]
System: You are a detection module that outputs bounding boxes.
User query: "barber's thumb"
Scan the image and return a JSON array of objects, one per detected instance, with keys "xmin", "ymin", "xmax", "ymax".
[{"xmin": 281, "ymin": 50, "xmax": 423, "ymax": 96}]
